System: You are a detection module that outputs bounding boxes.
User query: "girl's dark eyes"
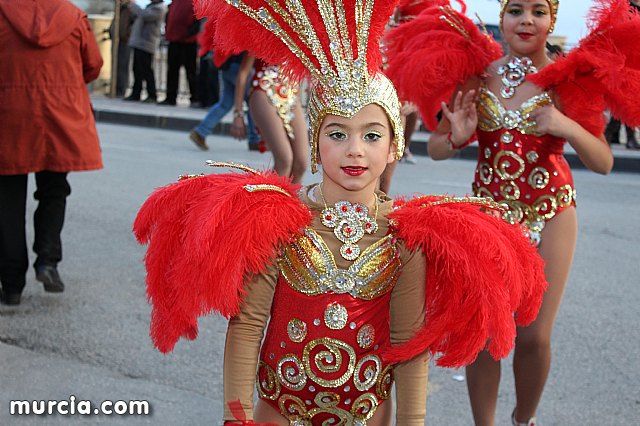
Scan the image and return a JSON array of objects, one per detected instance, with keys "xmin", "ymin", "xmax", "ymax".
[
  {"xmin": 507, "ymin": 8, "xmax": 549, "ymax": 17},
  {"xmin": 327, "ymin": 131, "xmax": 347, "ymax": 140},
  {"xmin": 364, "ymin": 132, "xmax": 383, "ymax": 142},
  {"xmin": 326, "ymin": 131, "xmax": 383, "ymax": 141}
]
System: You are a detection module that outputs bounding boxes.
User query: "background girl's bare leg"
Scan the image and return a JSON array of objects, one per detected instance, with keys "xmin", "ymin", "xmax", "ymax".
[
  {"xmin": 512, "ymin": 207, "xmax": 577, "ymax": 422},
  {"xmin": 466, "ymin": 351, "xmax": 501, "ymax": 426},
  {"xmin": 289, "ymin": 101, "xmax": 309, "ymax": 184},
  {"xmin": 249, "ymin": 91, "xmax": 294, "ymax": 178}
]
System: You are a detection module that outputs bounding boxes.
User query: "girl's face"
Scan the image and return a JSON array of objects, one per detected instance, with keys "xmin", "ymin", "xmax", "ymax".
[
  {"xmin": 318, "ymin": 104, "xmax": 396, "ymax": 201},
  {"xmin": 502, "ymin": 0, "xmax": 551, "ymax": 57}
]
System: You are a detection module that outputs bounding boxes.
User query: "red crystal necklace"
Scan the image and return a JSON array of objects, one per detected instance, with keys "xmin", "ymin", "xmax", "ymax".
[{"xmin": 317, "ymin": 183, "xmax": 379, "ymax": 261}]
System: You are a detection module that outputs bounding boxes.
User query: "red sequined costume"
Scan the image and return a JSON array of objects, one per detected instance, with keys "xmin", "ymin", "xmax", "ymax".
[
  {"xmin": 384, "ymin": 0, "xmax": 640, "ymax": 244},
  {"xmin": 250, "ymin": 58, "xmax": 299, "ymax": 140},
  {"xmin": 133, "ymin": 165, "xmax": 547, "ymax": 425},
  {"xmin": 473, "ymin": 84, "xmax": 576, "ymax": 244}
]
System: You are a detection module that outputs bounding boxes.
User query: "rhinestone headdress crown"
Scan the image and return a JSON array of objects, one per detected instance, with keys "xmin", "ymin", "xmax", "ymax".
[
  {"xmin": 221, "ymin": 0, "xmax": 405, "ymax": 173},
  {"xmin": 500, "ymin": 0, "xmax": 559, "ymax": 33}
]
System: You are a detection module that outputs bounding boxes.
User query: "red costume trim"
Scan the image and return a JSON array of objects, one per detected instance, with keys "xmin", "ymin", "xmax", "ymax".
[
  {"xmin": 384, "ymin": 196, "xmax": 547, "ymax": 368},
  {"xmin": 133, "ymin": 170, "xmax": 312, "ymax": 353}
]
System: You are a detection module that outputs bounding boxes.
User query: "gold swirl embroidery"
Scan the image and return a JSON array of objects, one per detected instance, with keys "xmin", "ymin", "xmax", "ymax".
[
  {"xmin": 353, "ymin": 355, "xmax": 381, "ymax": 391},
  {"xmin": 350, "ymin": 394, "xmax": 378, "ymax": 421},
  {"xmin": 494, "ymin": 151, "xmax": 525, "ymax": 180},
  {"xmin": 528, "ymin": 167, "xmax": 550, "ymax": 190},
  {"xmin": 277, "ymin": 394, "xmax": 308, "ymax": 421},
  {"xmin": 257, "ymin": 361, "xmax": 281, "ymax": 400},
  {"xmin": 532, "ymin": 195, "xmax": 558, "ymax": 221},
  {"xmin": 500, "ymin": 181, "xmax": 521, "ymax": 201},
  {"xmin": 376, "ymin": 365, "xmax": 394, "ymax": 400},
  {"xmin": 303, "ymin": 338, "xmax": 356, "ymax": 388},
  {"xmin": 314, "ymin": 392, "xmax": 341, "ymax": 407},
  {"xmin": 277, "ymin": 354, "xmax": 307, "ymax": 391},
  {"xmin": 478, "ymin": 162, "xmax": 494, "ymax": 185},
  {"xmin": 556, "ymin": 184, "xmax": 575, "ymax": 208}
]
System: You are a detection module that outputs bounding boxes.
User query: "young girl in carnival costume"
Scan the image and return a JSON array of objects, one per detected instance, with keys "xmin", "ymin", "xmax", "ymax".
[
  {"xmin": 231, "ymin": 54, "xmax": 309, "ymax": 183},
  {"xmin": 385, "ymin": 0, "xmax": 640, "ymax": 424},
  {"xmin": 133, "ymin": 0, "xmax": 549, "ymax": 423}
]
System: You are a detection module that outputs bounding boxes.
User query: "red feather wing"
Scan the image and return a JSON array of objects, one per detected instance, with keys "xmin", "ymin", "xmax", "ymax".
[
  {"xmin": 384, "ymin": 196, "xmax": 547, "ymax": 368},
  {"xmin": 528, "ymin": 0, "xmax": 640, "ymax": 135},
  {"xmin": 133, "ymin": 171, "xmax": 312, "ymax": 353},
  {"xmin": 384, "ymin": 2, "xmax": 502, "ymax": 130}
]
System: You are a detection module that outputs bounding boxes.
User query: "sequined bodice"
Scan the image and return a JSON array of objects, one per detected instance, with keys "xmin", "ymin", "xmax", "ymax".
[
  {"xmin": 477, "ymin": 87, "xmax": 552, "ymax": 136},
  {"xmin": 257, "ymin": 195, "xmax": 400, "ymax": 425},
  {"xmin": 279, "ymin": 228, "xmax": 401, "ymax": 300},
  {"xmin": 473, "ymin": 86, "xmax": 576, "ymax": 245}
]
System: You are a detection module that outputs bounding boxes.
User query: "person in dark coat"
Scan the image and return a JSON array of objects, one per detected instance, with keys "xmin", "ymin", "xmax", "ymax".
[
  {"xmin": 124, "ymin": 0, "xmax": 167, "ymax": 103},
  {"xmin": 0, "ymin": 0, "xmax": 103, "ymax": 305},
  {"xmin": 158, "ymin": 0, "xmax": 200, "ymax": 106}
]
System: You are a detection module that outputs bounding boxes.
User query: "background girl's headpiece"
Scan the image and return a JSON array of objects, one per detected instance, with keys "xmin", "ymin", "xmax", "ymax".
[
  {"xmin": 195, "ymin": 0, "xmax": 404, "ymax": 173},
  {"xmin": 500, "ymin": 0, "xmax": 559, "ymax": 32}
]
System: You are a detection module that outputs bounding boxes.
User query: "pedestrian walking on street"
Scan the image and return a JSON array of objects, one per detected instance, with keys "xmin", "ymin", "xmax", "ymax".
[
  {"xmin": 385, "ymin": 0, "xmax": 640, "ymax": 424},
  {"xmin": 189, "ymin": 51, "xmax": 260, "ymax": 151},
  {"xmin": 124, "ymin": 0, "xmax": 167, "ymax": 103},
  {"xmin": 158, "ymin": 0, "xmax": 200, "ymax": 106},
  {"xmin": 0, "ymin": 0, "xmax": 103, "ymax": 306}
]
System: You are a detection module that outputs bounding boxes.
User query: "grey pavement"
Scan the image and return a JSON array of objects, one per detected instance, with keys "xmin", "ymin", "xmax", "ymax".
[
  {"xmin": 0, "ymin": 123, "xmax": 639, "ymax": 425},
  {"xmin": 90, "ymin": 94, "xmax": 640, "ymax": 174}
]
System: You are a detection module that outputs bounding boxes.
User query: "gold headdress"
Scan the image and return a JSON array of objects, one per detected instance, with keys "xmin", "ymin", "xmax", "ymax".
[
  {"xmin": 195, "ymin": 0, "xmax": 404, "ymax": 173},
  {"xmin": 500, "ymin": 0, "xmax": 559, "ymax": 33}
]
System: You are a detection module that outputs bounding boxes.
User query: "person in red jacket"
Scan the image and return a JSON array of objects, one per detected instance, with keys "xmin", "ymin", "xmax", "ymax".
[
  {"xmin": 0, "ymin": 0, "xmax": 103, "ymax": 306},
  {"xmin": 158, "ymin": 0, "xmax": 200, "ymax": 106}
]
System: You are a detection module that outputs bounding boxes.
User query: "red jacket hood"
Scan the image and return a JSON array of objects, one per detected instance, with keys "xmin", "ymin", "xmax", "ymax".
[{"xmin": 0, "ymin": 0, "xmax": 83, "ymax": 47}]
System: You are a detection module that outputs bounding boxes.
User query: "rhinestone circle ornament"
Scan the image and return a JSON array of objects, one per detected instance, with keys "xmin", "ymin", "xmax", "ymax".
[
  {"xmin": 287, "ymin": 318, "xmax": 308, "ymax": 343},
  {"xmin": 319, "ymin": 185, "xmax": 378, "ymax": 261},
  {"xmin": 324, "ymin": 303, "xmax": 348, "ymax": 330},
  {"xmin": 497, "ymin": 56, "xmax": 537, "ymax": 99}
]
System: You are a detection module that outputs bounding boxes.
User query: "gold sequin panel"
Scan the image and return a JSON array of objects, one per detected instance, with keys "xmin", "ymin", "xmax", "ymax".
[
  {"xmin": 257, "ymin": 337, "xmax": 393, "ymax": 425},
  {"xmin": 278, "ymin": 228, "xmax": 402, "ymax": 300},
  {"xmin": 477, "ymin": 87, "xmax": 552, "ymax": 136}
]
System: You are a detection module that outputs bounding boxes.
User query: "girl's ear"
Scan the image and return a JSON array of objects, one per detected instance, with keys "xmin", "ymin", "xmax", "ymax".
[{"xmin": 387, "ymin": 140, "xmax": 397, "ymax": 164}]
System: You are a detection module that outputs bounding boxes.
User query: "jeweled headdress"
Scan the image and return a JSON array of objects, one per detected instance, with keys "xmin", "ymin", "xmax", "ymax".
[
  {"xmin": 500, "ymin": 0, "xmax": 559, "ymax": 33},
  {"xmin": 195, "ymin": 0, "xmax": 404, "ymax": 173}
]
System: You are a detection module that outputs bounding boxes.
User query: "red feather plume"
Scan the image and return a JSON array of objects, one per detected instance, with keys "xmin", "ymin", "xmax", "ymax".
[
  {"xmin": 528, "ymin": 0, "xmax": 640, "ymax": 135},
  {"xmin": 193, "ymin": 0, "xmax": 398, "ymax": 82},
  {"xmin": 384, "ymin": 1, "xmax": 502, "ymax": 130},
  {"xmin": 383, "ymin": 196, "xmax": 547, "ymax": 368},
  {"xmin": 133, "ymin": 170, "xmax": 312, "ymax": 353}
]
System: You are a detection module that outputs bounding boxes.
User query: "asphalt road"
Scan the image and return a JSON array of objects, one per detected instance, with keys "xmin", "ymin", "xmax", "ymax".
[{"xmin": 1, "ymin": 123, "xmax": 638, "ymax": 425}]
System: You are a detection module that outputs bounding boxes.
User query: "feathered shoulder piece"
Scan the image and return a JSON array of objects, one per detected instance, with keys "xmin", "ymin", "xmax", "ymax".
[
  {"xmin": 133, "ymin": 162, "xmax": 313, "ymax": 353},
  {"xmin": 384, "ymin": 195, "xmax": 547, "ymax": 368},
  {"xmin": 384, "ymin": 0, "xmax": 503, "ymax": 130},
  {"xmin": 528, "ymin": 0, "xmax": 640, "ymax": 136}
]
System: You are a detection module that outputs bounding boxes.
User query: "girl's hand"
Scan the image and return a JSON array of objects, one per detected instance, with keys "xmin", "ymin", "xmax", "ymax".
[
  {"xmin": 400, "ymin": 101, "xmax": 418, "ymax": 116},
  {"xmin": 230, "ymin": 116, "xmax": 246, "ymax": 140},
  {"xmin": 528, "ymin": 104, "xmax": 572, "ymax": 139},
  {"xmin": 441, "ymin": 90, "xmax": 477, "ymax": 147}
]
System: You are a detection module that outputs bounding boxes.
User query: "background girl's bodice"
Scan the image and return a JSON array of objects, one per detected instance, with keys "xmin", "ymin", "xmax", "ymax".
[{"xmin": 473, "ymin": 87, "xmax": 576, "ymax": 230}]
